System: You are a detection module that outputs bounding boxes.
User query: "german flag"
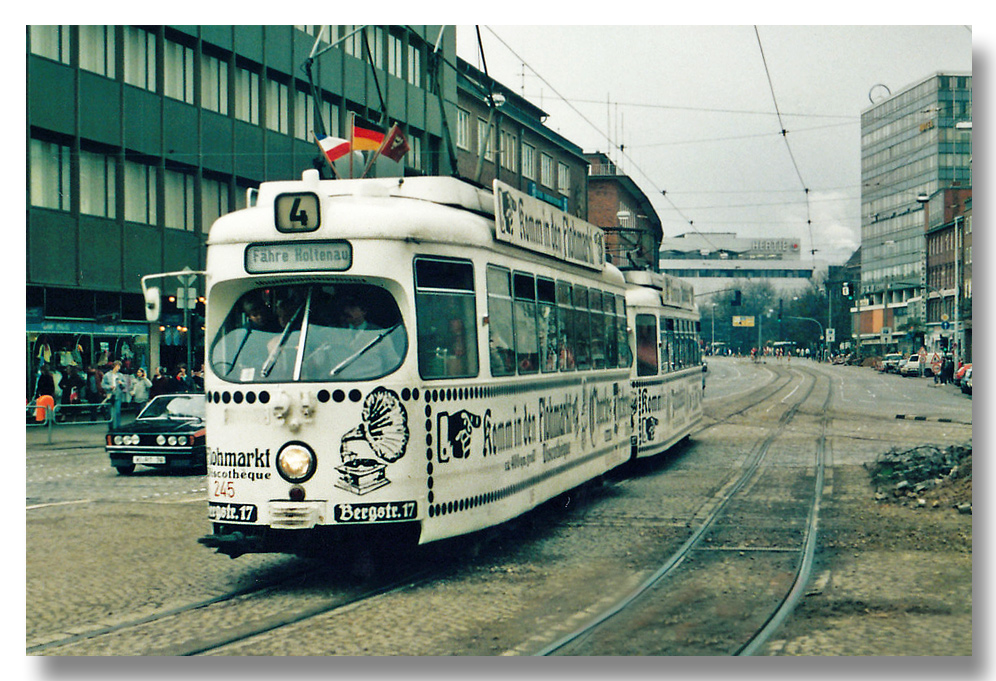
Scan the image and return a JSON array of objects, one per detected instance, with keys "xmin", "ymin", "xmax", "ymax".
[{"xmin": 351, "ymin": 117, "xmax": 386, "ymax": 152}]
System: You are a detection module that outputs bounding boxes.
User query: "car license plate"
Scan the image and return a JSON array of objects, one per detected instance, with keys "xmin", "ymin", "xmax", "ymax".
[{"xmin": 134, "ymin": 455, "xmax": 166, "ymax": 464}]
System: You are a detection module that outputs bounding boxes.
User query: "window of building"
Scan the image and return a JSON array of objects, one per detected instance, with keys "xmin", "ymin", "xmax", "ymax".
[
  {"xmin": 201, "ymin": 53, "xmax": 229, "ymax": 115},
  {"xmin": 235, "ymin": 65, "xmax": 260, "ymax": 124},
  {"xmin": 341, "ymin": 25, "xmax": 363, "ymax": 59},
  {"xmin": 558, "ymin": 162, "xmax": 571, "ymax": 195},
  {"xmin": 124, "ymin": 159, "xmax": 158, "ymax": 225},
  {"xmin": 540, "ymin": 153, "xmax": 554, "ymax": 188},
  {"xmin": 477, "ymin": 118, "xmax": 495, "ymax": 161},
  {"xmin": 407, "ymin": 41, "xmax": 422, "ymax": 87},
  {"xmin": 500, "ymin": 130, "xmax": 517, "ymax": 172},
  {"xmin": 164, "ymin": 39, "xmax": 195, "ymax": 104},
  {"xmin": 201, "ymin": 175, "xmax": 228, "ymax": 234},
  {"xmin": 164, "ymin": 167, "xmax": 195, "ymax": 230},
  {"xmin": 29, "ymin": 25, "xmax": 70, "ymax": 64},
  {"xmin": 415, "ymin": 258, "xmax": 478, "ymax": 379},
  {"xmin": 295, "ymin": 92, "xmax": 337, "ymax": 140},
  {"xmin": 522, "ymin": 143, "xmax": 536, "ymax": 180},
  {"xmin": 456, "ymin": 109, "xmax": 471, "ymax": 150},
  {"xmin": 387, "ymin": 32, "xmax": 403, "ymax": 78},
  {"xmin": 408, "ymin": 132, "xmax": 422, "ymax": 170},
  {"xmin": 29, "ymin": 138, "xmax": 71, "ymax": 212},
  {"xmin": 79, "ymin": 25, "xmax": 115, "ymax": 78},
  {"xmin": 123, "ymin": 26, "xmax": 156, "ymax": 92},
  {"xmin": 265, "ymin": 76, "xmax": 289, "ymax": 134},
  {"xmin": 79, "ymin": 148, "xmax": 117, "ymax": 219}
]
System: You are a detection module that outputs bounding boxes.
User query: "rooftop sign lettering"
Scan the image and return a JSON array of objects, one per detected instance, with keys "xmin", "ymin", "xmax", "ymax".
[{"xmin": 493, "ymin": 180, "xmax": 605, "ymax": 270}]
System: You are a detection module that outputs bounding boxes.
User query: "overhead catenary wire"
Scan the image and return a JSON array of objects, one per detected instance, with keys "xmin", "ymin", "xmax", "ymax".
[
  {"xmin": 754, "ymin": 25, "xmax": 816, "ymax": 263},
  {"xmin": 480, "ymin": 25, "xmax": 719, "ymax": 252}
]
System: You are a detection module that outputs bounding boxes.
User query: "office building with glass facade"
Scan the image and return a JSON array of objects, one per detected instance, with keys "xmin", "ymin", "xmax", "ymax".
[
  {"xmin": 26, "ymin": 25, "xmax": 456, "ymax": 400},
  {"xmin": 858, "ymin": 72, "xmax": 972, "ymax": 352}
]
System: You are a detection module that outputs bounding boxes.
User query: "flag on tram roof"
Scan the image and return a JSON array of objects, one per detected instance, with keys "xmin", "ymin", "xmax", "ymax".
[
  {"xmin": 377, "ymin": 123, "xmax": 410, "ymax": 162},
  {"xmin": 351, "ymin": 118, "xmax": 386, "ymax": 151},
  {"xmin": 315, "ymin": 134, "xmax": 351, "ymax": 165}
]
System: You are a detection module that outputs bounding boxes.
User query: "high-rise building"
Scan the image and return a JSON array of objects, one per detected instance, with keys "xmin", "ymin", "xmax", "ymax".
[{"xmin": 857, "ymin": 72, "xmax": 972, "ymax": 354}]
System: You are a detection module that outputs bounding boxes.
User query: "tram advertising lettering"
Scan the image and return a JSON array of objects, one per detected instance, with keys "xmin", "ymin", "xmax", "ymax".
[{"xmin": 493, "ymin": 181, "xmax": 604, "ymax": 269}]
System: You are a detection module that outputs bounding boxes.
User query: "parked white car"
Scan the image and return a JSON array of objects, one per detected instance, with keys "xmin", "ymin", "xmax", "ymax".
[{"xmin": 901, "ymin": 354, "xmax": 924, "ymax": 376}]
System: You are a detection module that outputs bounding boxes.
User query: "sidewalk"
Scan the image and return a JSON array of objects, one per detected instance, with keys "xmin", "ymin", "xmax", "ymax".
[{"xmin": 26, "ymin": 415, "xmax": 138, "ymax": 450}]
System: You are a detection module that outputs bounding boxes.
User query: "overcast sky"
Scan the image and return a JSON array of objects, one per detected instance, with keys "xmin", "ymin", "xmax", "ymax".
[{"xmin": 455, "ymin": 24, "xmax": 973, "ymax": 265}]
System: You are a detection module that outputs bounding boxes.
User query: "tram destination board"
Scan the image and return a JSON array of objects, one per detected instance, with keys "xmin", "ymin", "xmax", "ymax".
[{"xmin": 245, "ymin": 240, "xmax": 352, "ymax": 274}]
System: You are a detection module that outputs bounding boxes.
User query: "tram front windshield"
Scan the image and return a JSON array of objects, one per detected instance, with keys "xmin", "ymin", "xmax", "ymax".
[{"xmin": 210, "ymin": 284, "xmax": 406, "ymax": 383}]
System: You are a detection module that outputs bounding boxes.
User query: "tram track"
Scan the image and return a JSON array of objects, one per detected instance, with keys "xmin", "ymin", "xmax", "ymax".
[{"xmin": 534, "ymin": 362, "xmax": 832, "ymax": 655}]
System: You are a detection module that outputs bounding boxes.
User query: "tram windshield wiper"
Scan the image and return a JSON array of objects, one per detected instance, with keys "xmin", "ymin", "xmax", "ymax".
[
  {"xmin": 329, "ymin": 323, "xmax": 401, "ymax": 377},
  {"xmin": 261, "ymin": 295, "xmax": 309, "ymax": 378}
]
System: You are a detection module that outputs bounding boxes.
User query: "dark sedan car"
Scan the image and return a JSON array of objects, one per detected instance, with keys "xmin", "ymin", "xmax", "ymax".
[{"xmin": 106, "ymin": 394, "xmax": 206, "ymax": 475}]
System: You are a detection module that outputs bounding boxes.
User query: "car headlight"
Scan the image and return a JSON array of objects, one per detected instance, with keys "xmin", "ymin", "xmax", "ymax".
[
  {"xmin": 277, "ymin": 442, "xmax": 316, "ymax": 483},
  {"xmin": 128, "ymin": 435, "xmax": 140, "ymax": 445},
  {"xmin": 113, "ymin": 435, "xmax": 123, "ymax": 445},
  {"xmin": 157, "ymin": 435, "xmax": 166, "ymax": 445},
  {"xmin": 176, "ymin": 435, "xmax": 187, "ymax": 446},
  {"xmin": 167, "ymin": 436, "xmax": 177, "ymax": 446}
]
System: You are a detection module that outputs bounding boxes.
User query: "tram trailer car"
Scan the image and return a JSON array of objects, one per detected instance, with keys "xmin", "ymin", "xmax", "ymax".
[
  {"xmin": 624, "ymin": 270, "xmax": 705, "ymax": 459},
  {"xmin": 194, "ymin": 170, "xmax": 701, "ymax": 558}
]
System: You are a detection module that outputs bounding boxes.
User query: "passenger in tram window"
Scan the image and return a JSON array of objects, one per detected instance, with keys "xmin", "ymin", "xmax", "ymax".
[
  {"xmin": 328, "ymin": 293, "xmax": 401, "ymax": 380},
  {"xmin": 445, "ymin": 318, "xmax": 469, "ymax": 375},
  {"xmin": 242, "ymin": 293, "xmax": 277, "ymax": 333}
]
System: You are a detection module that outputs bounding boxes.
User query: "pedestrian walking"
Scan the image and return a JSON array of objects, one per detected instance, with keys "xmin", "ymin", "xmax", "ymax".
[{"xmin": 101, "ymin": 361, "xmax": 127, "ymax": 429}]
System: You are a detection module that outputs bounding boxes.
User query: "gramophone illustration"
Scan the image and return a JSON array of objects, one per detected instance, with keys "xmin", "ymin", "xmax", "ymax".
[{"xmin": 336, "ymin": 387, "xmax": 409, "ymax": 495}]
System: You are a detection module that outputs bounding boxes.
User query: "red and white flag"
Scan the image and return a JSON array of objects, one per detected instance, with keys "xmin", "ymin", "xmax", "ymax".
[{"xmin": 316, "ymin": 134, "xmax": 351, "ymax": 165}]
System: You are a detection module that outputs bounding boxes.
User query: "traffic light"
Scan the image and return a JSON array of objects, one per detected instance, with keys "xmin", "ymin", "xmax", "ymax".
[
  {"xmin": 842, "ymin": 282, "xmax": 850, "ymax": 297},
  {"xmin": 732, "ymin": 290, "xmax": 742, "ymax": 306}
]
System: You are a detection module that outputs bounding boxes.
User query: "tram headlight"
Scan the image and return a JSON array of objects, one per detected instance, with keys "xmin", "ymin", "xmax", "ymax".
[{"xmin": 277, "ymin": 442, "xmax": 317, "ymax": 483}]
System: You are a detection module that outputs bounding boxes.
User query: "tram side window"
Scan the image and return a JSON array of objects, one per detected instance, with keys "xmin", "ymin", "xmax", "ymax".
[
  {"xmin": 486, "ymin": 266, "xmax": 515, "ymax": 376},
  {"xmin": 636, "ymin": 314, "xmax": 658, "ymax": 376},
  {"xmin": 693, "ymin": 320, "xmax": 703, "ymax": 365},
  {"xmin": 537, "ymin": 277, "xmax": 559, "ymax": 373},
  {"xmin": 602, "ymin": 293, "xmax": 616, "ymax": 369},
  {"xmin": 513, "ymin": 272, "xmax": 539, "ymax": 374},
  {"xmin": 661, "ymin": 317, "xmax": 675, "ymax": 372},
  {"xmin": 415, "ymin": 258, "xmax": 478, "ymax": 380},
  {"xmin": 556, "ymin": 281, "xmax": 574, "ymax": 370},
  {"xmin": 589, "ymin": 289, "xmax": 605, "ymax": 369},
  {"xmin": 616, "ymin": 295, "xmax": 632, "ymax": 368},
  {"xmin": 572, "ymin": 286, "xmax": 591, "ymax": 370}
]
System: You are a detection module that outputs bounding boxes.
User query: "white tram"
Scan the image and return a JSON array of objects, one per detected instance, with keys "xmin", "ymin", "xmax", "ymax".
[
  {"xmin": 193, "ymin": 170, "xmax": 701, "ymax": 557},
  {"xmin": 624, "ymin": 270, "xmax": 704, "ymax": 458}
]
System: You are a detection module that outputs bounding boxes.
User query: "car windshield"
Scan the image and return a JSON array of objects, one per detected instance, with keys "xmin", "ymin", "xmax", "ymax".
[
  {"xmin": 209, "ymin": 283, "xmax": 406, "ymax": 383},
  {"xmin": 139, "ymin": 395, "xmax": 205, "ymax": 420}
]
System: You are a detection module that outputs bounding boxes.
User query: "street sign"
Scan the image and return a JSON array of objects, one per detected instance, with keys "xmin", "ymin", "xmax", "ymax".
[
  {"xmin": 175, "ymin": 287, "xmax": 197, "ymax": 310},
  {"xmin": 826, "ymin": 328, "xmax": 836, "ymax": 343},
  {"xmin": 732, "ymin": 316, "xmax": 755, "ymax": 328}
]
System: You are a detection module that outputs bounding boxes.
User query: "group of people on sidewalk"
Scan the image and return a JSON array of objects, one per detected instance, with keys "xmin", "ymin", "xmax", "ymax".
[{"xmin": 31, "ymin": 362, "xmax": 203, "ymax": 428}]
